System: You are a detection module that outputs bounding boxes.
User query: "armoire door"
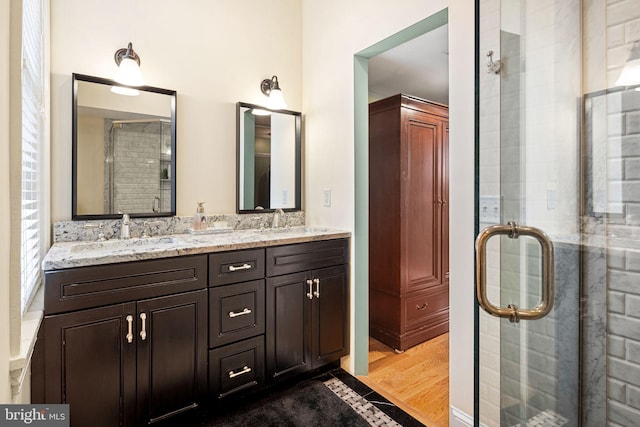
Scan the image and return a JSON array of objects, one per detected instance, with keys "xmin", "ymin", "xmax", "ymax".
[{"xmin": 402, "ymin": 107, "xmax": 445, "ymax": 293}]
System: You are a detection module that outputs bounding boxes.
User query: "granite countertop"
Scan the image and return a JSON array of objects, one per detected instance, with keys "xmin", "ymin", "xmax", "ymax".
[{"xmin": 43, "ymin": 226, "xmax": 351, "ymax": 271}]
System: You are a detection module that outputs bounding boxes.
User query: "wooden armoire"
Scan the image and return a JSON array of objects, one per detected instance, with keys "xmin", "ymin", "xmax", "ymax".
[{"xmin": 369, "ymin": 94, "xmax": 449, "ymax": 352}]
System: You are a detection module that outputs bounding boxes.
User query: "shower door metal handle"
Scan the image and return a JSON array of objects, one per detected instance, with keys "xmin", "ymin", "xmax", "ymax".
[{"xmin": 475, "ymin": 222, "xmax": 554, "ymax": 323}]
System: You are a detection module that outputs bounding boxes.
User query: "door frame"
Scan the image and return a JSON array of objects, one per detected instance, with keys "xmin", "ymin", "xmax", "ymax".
[{"xmin": 352, "ymin": 8, "xmax": 449, "ymax": 376}]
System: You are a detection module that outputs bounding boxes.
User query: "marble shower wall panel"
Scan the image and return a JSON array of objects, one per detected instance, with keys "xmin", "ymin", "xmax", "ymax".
[
  {"xmin": 582, "ymin": 245, "xmax": 607, "ymax": 427},
  {"xmin": 498, "ymin": 241, "xmax": 580, "ymax": 427}
]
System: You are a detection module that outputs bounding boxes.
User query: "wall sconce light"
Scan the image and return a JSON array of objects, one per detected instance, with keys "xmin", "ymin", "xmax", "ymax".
[
  {"xmin": 260, "ymin": 75, "xmax": 287, "ymax": 110},
  {"xmin": 113, "ymin": 42, "xmax": 145, "ymax": 87},
  {"xmin": 616, "ymin": 41, "xmax": 640, "ymax": 87}
]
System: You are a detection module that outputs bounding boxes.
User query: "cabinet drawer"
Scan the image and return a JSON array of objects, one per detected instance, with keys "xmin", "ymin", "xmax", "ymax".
[
  {"xmin": 405, "ymin": 287, "xmax": 449, "ymax": 329},
  {"xmin": 209, "ymin": 249, "xmax": 265, "ymax": 286},
  {"xmin": 209, "ymin": 336, "xmax": 265, "ymax": 400},
  {"xmin": 44, "ymin": 255, "xmax": 207, "ymax": 315},
  {"xmin": 266, "ymin": 239, "xmax": 349, "ymax": 277},
  {"xmin": 210, "ymin": 280, "xmax": 265, "ymax": 348}
]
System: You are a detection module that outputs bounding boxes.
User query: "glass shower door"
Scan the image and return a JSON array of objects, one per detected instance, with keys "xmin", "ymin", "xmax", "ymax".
[{"xmin": 477, "ymin": 0, "xmax": 640, "ymax": 425}]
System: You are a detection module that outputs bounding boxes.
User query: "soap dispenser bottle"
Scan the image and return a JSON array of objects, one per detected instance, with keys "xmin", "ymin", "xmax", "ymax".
[{"xmin": 193, "ymin": 202, "xmax": 206, "ymax": 231}]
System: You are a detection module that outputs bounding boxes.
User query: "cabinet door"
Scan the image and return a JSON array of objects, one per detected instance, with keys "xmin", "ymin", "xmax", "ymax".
[
  {"xmin": 311, "ymin": 265, "xmax": 349, "ymax": 368},
  {"xmin": 44, "ymin": 303, "xmax": 136, "ymax": 427},
  {"xmin": 266, "ymin": 271, "xmax": 310, "ymax": 381},
  {"xmin": 136, "ymin": 290, "xmax": 207, "ymax": 425},
  {"xmin": 402, "ymin": 108, "xmax": 444, "ymax": 292}
]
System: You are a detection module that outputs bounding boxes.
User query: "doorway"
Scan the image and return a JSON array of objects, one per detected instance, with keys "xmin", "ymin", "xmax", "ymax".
[{"xmin": 353, "ymin": 9, "xmax": 450, "ymax": 427}]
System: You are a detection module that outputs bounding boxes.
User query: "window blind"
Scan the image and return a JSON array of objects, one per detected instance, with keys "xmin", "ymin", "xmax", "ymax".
[{"xmin": 21, "ymin": 0, "xmax": 44, "ymax": 311}]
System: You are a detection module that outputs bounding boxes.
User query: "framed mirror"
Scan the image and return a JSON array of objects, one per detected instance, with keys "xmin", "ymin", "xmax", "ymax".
[
  {"xmin": 236, "ymin": 102, "xmax": 301, "ymax": 213},
  {"xmin": 72, "ymin": 73, "xmax": 177, "ymax": 219}
]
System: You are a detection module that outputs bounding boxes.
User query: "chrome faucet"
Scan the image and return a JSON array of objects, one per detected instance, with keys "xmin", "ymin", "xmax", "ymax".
[
  {"xmin": 120, "ymin": 212, "xmax": 130, "ymax": 239},
  {"xmin": 84, "ymin": 222, "xmax": 106, "ymax": 241},
  {"xmin": 272, "ymin": 208, "xmax": 285, "ymax": 228}
]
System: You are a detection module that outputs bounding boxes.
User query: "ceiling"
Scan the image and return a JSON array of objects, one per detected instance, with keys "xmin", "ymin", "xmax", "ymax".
[{"xmin": 368, "ymin": 24, "xmax": 449, "ymax": 104}]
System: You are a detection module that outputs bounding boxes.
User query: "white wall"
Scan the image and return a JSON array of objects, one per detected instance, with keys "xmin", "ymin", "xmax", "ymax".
[
  {"xmin": 51, "ymin": 0, "xmax": 302, "ymax": 221},
  {"xmin": 301, "ymin": 0, "xmax": 476, "ymax": 420},
  {"xmin": 1, "ymin": 0, "xmax": 13, "ymax": 403}
]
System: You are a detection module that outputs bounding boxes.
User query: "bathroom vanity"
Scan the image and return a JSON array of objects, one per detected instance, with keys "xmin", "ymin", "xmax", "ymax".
[{"xmin": 32, "ymin": 227, "xmax": 350, "ymax": 427}]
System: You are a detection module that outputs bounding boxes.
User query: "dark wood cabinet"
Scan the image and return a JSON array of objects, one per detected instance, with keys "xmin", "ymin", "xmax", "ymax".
[
  {"xmin": 35, "ymin": 238, "xmax": 350, "ymax": 418},
  {"xmin": 136, "ymin": 291, "xmax": 207, "ymax": 425},
  {"xmin": 209, "ymin": 336, "xmax": 265, "ymax": 399},
  {"xmin": 266, "ymin": 271, "xmax": 310, "ymax": 380},
  {"xmin": 309, "ymin": 265, "xmax": 349, "ymax": 367},
  {"xmin": 265, "ymin": 240, "xmax": 349, "ymax": 383},
  {"xmin": 369, "ymin": 94, "xmax": 449, "ymax": 351},
  {"xmin": 207, "ymin": 249, "xmax": 267, "ymax": 400},
  {"xmin": 35, "ymin": 256, "xmax": 208, "ymax": 427},
  {"xmin": 209, "ymin": 279, "xmax": 265, "ymax": 348},
  {"xmin": 43, "ymin": 303, "xmax": 136, "ymax": 427}
]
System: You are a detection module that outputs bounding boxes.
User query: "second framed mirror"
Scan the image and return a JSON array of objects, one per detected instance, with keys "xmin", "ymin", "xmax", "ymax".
[{"xmin": 236, "ymin": 102, "xmax": 301, "ymax": 213}]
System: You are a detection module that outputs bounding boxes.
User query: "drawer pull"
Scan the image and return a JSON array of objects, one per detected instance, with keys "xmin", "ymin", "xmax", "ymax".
[
  {"xmin": 306, "ymin": 279, "xmax": 314, "ymax": 300},
  {"xmin": 139, "ymin": 312, "xmax": 147, "ymax": 340},
  {"xmin": 126, "ymin": 315, "xmax": 134, "ymax": 343},
  {"xmin": 228, "ymin": 308, "xmax": 252, "ymax": 318},
  {"xmin": 313, "ymin": 278, "xmax": 320, "ymax": 298},
  {"xmin": 416, "ymin": 303, "xmax": 429, "ymax": 311},
  {"xmin": 228, "ymin": 366, "xmax": 252, "ymax": 378},
  {"xmin": 228, "ymin": 263, "xmax": 252, "ymax": 272}
]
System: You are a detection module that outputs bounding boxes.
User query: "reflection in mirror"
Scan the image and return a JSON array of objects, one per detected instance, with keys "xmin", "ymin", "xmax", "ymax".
[
  {"xmin": 73, "ymin": 73, "xmax": 176, "ymax": 219},
  {"xmin": 237, "ymin": 102, "xmax": 301, "ymax": 213}
]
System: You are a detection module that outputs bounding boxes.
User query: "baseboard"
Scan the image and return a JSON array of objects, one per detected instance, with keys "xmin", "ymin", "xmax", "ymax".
[{"xmin": 450, "ymin": 405, "xmax": 474, "ymax": 427}]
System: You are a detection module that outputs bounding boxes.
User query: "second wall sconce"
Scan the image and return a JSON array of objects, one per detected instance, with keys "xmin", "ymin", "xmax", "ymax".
[{"xmin": 261, "ymin": 75, "xmax": 288, "ymax": 110}]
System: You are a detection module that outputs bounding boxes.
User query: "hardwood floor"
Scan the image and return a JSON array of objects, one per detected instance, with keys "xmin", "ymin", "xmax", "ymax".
[{"xmin": 359, "ymin": 333, "xmax": 449, "ymax": 427}]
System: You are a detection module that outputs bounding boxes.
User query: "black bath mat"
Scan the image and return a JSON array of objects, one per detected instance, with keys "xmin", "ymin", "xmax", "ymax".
[
  {"xmin": 197, "ymin": 379, "xmax": 371, "ymax": 427},
  {"xmin": 169, "ymin": 370, "xmax": 421, "ymax": 426}
]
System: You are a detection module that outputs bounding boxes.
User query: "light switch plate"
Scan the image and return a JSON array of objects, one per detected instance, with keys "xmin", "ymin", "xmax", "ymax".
[{"xmin": 323, "ymin": 189, "xmax": 331, "ymax": 207}]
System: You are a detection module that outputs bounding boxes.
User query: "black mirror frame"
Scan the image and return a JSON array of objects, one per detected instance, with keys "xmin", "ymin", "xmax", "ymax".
[
  {"xmin": 72, "ymin": 73, "xmax": 177, "ymax": 220},
  {"xmin": 236, "ymin": 101, "xmax": 302, "ymax": 213}
]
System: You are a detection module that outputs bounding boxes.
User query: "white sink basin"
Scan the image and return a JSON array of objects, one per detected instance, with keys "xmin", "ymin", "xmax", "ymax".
[{"xmin": 70, "ymin": 236, "xmax": 182, "ymax": 253}]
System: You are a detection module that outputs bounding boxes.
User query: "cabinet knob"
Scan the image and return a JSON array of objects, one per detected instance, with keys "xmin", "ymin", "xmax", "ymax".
[{"xmin": 416, "ymin": 303, "xmax": 429, "ymax": 311}]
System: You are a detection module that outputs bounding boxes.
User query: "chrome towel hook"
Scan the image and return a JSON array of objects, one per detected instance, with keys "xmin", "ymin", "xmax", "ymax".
[{"xmin": 486, "ymin": 50, "xmax": 502, "ymax": 74}]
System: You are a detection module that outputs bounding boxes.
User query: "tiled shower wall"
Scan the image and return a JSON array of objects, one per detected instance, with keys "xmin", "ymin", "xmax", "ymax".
[
  {"xmin": 587, "ymin": 0, "xmax": 640, "ymax": 424},
  {"xmin": 104, "ymin": 121, "xmax": 171, "ymax": 214},
  {"xmin": 591, "ymin": 78, "xmax": 640, "ymax": 426}
]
